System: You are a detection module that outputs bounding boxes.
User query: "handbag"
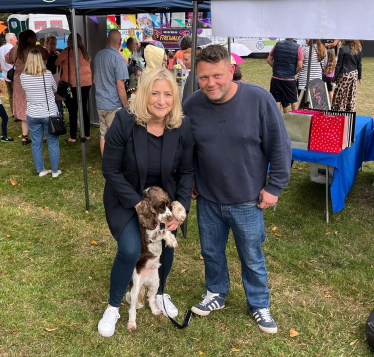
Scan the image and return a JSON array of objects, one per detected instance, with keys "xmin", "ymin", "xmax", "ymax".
[
  {"xmin": 56, "ymin": 48, "xmax": 72, "ymax": 99},
  {"xmin": 7, "ymin": 57, "xmax": 16, "ymax": 81},
  {"xmin": 43, "ymin": 73, "xmax": 67, "ymax": 136},
  {"xmin": 283, "ymin": 112, "xmax": 315, "ymax": 150}
]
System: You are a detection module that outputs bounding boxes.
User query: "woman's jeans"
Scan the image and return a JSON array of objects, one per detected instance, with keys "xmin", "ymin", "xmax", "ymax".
[
  {"xmin": 0, "ymin": 104, "xmax": 9, "ymax": 137},
  {"xmin": 27, "ymin": 116, "xmax": 60, "ymax": 173},
  {"xmin": 109, "ymin": 214, "xmax": 174, "ymax": 307},
  {"xmin": 64, "ymin": 86, "xmax": 91, "ymax": 140},
  {"xmin": 196, "ymin": 196, "xmax": 270, "ymax": 314}
]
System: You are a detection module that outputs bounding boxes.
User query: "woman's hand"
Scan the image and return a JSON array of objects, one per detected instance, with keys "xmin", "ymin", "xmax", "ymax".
[
  {"xmin": 166, "ymin": 216, "xmax": 180, "ymax": 231},
  {"xmin": 135, "ymin": 202, "xmax": 142, "ymax": 211},
  {"xmin": 359, "ymin": 79, "xmax": 362, "ymax": 85}
]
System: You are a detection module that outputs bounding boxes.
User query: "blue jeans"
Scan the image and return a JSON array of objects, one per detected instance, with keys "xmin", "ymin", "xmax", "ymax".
[
  {"xmin": 109, "ymin": 214, "xmax": 175, "ymax": 307},
  {"xmin": 0, "ymin": 104, "xmax": 9, "ymax": 137},
  {"xmin": 196, "ymin": 196, "xmax": 270, "ymax": 313},
  {"xmin": 27, "ymin": 116, "xmax": 60, "ymax": 173},
  {"xmin": 56, "ymin": 101, "xmax": 64, "ymax": 119}
]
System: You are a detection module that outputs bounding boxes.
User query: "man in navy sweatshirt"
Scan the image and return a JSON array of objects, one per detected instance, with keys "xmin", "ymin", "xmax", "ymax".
[{"xmin": 183, "ymin": 45, "xmax": 291, "ymax": 334}]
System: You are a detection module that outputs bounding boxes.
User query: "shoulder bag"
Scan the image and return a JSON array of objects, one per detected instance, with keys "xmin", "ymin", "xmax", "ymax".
[
  {"xmin": 7, "ymin": 57, "xmax": 16, "ymax": 81},
  {"xmin": 43, "ymin": 73, "xmax": 67, "ymax": 136},
  {"xmin": 56, "ymin": 48, "xmax": 72, "ymax": 99}
]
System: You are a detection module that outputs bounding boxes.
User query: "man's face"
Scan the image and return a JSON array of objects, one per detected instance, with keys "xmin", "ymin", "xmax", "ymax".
[{"xmin": 196, "ymin": 60, "xmax": 235, "ymax": 103}]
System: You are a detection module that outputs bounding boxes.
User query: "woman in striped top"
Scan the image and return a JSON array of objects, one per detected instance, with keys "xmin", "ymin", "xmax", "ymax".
[
  {"xmin": 20, "ymin": 49, "xmax": 62, "ymax": 178},
  {"xmin": 297, "ymin": 39, "xmax": 327, "ymax": 92}
]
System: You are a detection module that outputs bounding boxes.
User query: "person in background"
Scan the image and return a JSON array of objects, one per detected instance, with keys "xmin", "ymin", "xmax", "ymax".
[
  {"xmin": 323, "ymin": 39, "xmax": 340, "ymax": 56},
  {"xmin": 5, "ymin": 29, "xmax": 49, "ymax": 145},
  {"xmin": 98, "ymin": 68, "xmax": 194, "ymax": 338},
  {"xmin": 183, "ymin": 45, "xmax": 291, "ymax": 334},
  {"xmin": 233, "ymin": 67, "xmax": 244, "ymax": 82},
  {"xmin": 167, "ymin": 51, "xmax": 175, "ymax": 69},
  {"xmin": 0, "ymin": 33, "xmax": 18, "ymax": 121},
  {"xmin": 297, "ymin": 39, "xmax": 327, "ymax": 94},
  {"xmin": 174, "ymin": 35, "xmax": 192, "ymax": 65},
  {"xmin": 141, "ymin": 25, "xmax": 164, "ymax": 49},
  {"xmin": 267, "ymin": 38, "xmax": 304, "ymax": 111},
  {"xmin": 122, "ymin": 19, "xmax": 142, "ymax": 59},
  {"xmin": 55, "ymin": 33, "xmax": 92, "ymax": 143},
  {"xmin": 94, "ymin": 30, "xmax": 129, "ymax": 155},
  {"xmin": 0, "ymin": 88, "xmax": 13, "ymax": 142},
  {"xmin": 323, "ymin": 49, "xmax": 337, "ymax": 104},
  {"xmin": 45, "ymin": 34, "xmax": 64, "ymax": 118},
  {"xmin": 143, "ymin": 45, "xmax": 165, "ymax": 75},
  {"xmin": 332, "ymin": 40, "xmax": 362, "ymax": 112},
  {"xmin": 181, "ymin": 47, "xmax": 199, "ymax": 104},
  {"xmin": 20, "ymin": 49, "xmax": 61, "ymax": 178}
]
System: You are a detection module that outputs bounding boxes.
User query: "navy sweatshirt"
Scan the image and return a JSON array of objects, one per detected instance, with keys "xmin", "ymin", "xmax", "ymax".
[{"xmin": 183, "ymin": 81, "xmax": 291, "ymax": 205}]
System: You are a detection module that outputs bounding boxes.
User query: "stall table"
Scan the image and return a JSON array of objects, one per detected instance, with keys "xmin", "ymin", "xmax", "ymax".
[{"xmin": 291, "ymin": 116, "xmax": 374, "ymax": 222}]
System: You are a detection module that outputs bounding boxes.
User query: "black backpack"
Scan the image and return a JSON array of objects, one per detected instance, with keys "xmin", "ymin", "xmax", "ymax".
[{"xmin": 366, "ymin": 310, "xmax": 374, "ymax": 352}]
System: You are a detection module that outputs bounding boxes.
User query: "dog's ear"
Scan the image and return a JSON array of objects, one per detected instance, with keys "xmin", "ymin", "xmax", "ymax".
[{"xmin": 137, "ymin": 199, "xmax": 158, "ymax": 230}]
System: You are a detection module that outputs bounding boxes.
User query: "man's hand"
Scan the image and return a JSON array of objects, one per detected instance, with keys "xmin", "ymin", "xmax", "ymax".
[
  {"xmin": 135, "ymin": 202, "xmax": 141, "ymax": 211},
  {"xmin": 191, "ymin": 182, "xmax": 199, "ymax": 200},
  {"xmin": 257, "ymin": 189, "xmax": 278, "ymax": 210}
]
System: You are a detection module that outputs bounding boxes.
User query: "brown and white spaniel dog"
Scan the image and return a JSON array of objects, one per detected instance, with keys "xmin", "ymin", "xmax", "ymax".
[{"xmin": 126, "ymin": 186, "xmax": 186, "ymax": 332}]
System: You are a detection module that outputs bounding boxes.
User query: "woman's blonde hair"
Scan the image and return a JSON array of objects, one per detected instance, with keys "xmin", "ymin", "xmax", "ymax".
[
  {"xmin": 342, "ymin": 40, "xmax": 362, "ymax": 55},
  {"xmin": 128, "ymin": 67, "xmax": 183, "ymax": 129},
  {"xmin": 23, "ymin": 49, "xmax": 47, "ymax": 75},
  {"xmin": 128, "ymin": 28, "xmax": 136, "ymax": 37}
]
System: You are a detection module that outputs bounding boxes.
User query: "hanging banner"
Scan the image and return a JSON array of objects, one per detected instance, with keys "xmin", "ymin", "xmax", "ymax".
[
  {"xmin": 120, "ymin": 14, "xmax": 137, "ymax": 29},
  {"xmin": 153, "ymin": 29, "xmax": 191, "ymax": 50}
]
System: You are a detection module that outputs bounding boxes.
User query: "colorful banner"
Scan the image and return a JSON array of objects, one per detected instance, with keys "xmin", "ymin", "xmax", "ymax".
[
  {"xmin": 107, "ymin": 15, "xmax": 119, "ymax": 30},
  {"xmin": 120, "ymin": 14, "xmax": 136, "ymax": 29},
  {"xmin": 153, "ymin": 29, "xmax": 191, "ymax": 50}
]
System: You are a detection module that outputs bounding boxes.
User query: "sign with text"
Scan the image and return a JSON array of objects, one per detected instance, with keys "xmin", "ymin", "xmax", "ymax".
[
  {"xmin": 308, "ymin": 78, "xmax": 330, "ymax": 110},
  {"xmin": 34, "ymin": 20, "xmax": 47, "ymax": 30},
  {"xmin": 153, "ymin": 29, "xmax": 191, "ymax": 50},
  {"xmin": 50, "ymin": 20, "xmax": 63, "ymax": 28}
]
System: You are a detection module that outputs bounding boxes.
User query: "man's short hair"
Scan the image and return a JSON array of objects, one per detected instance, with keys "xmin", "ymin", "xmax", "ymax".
[
  {"xmin": 5, "ymin": 33, "xmax": 16, "ymax": 43},
  {"xmin": 126, "ymin": 37, "xmax": 136, "ymax": 48},
  {"xmin": 196, "ymin": 44, "xmax": 230, "ymax": 66}
]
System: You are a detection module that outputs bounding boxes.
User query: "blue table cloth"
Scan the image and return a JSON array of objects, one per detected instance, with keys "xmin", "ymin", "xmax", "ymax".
[{"xmin": 292, "ymin": 116, "xmax": 374, "ymax": 213}]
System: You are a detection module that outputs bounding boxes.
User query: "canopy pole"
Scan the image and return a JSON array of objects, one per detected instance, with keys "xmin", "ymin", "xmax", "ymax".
[
  {"xmin": 303, "ymin": 39, "xmax": 313, "ymax": 108},
  {"xmin": 228, "ymin": 37, "xmax": 231, "ymax": 57},
  {"xmin": 190, "ymin": 0, "xmax": 200, "ymax": 95},
  {"xmin": 71, "ymin": 8, "xmax": 90, "ymax": 211}
]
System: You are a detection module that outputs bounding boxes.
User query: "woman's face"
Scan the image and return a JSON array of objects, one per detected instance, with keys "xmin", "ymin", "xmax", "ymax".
[
  {"xmin": 183, "ymin": 52, "xmax": 192, "ymax": 70},
  {"xmin": 46, "ymin": 39, "xmax": 57, "ymax": 53},
  {"xmin": 147, "ymin": 79, "xmax": 174, "ymax": 122}
]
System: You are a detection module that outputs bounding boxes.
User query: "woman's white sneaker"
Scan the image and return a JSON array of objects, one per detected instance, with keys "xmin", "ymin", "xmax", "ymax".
[
  {"xmin": 52, "ymin": 170, "xmax": 62, "ymax": 178},
  {"xmin": 155, "ymin": 294, "xmax": 179, "ymax": 318},
  {"xmin": 98, "ymin": 306, "xmax": 120, "ymax": 337}
]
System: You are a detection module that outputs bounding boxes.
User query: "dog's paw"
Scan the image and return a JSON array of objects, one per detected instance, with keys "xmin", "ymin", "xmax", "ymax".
[
  {"xmin": 127, "ymin": 321, "xmax": 137, "ymax": 332},
  {"xmin": 170, "ymin": 238, "xmax": 178, "ymax": 249},
  {"xmin": 152, "ymin": 308, "xmax": 163, "ymax": 316},
  {"xmin": 171, "ymin": 201, "xmax": 186, "ymax": 223}
]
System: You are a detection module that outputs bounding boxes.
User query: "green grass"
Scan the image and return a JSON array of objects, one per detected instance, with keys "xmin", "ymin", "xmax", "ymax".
[{"xmin": 1, "ymin": 58, "xmax": 374, "ymax": 356}]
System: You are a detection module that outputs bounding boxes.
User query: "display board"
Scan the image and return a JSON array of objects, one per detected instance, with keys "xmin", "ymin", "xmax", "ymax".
[{"xmin": 308, "ymin": 78, "xmax": 330, "ymax": 110}]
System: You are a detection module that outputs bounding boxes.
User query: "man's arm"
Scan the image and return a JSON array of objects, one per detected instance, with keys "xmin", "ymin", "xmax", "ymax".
[
  {"xmin": 296, "ymin": 60, "xmax": 303, "ymax": 74},
  {"xmin": 267, "ymin": 54, "xmax": 274, "ymax": 68},
  {"xmin": 117, "ymin": 80, "xmax": 128, "ymax": 107}
]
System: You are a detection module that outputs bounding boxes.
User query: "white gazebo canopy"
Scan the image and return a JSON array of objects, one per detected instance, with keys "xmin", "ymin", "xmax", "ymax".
[{"xmin": 212, "ymin": 0, "xmax": 374, "ymax": 40}]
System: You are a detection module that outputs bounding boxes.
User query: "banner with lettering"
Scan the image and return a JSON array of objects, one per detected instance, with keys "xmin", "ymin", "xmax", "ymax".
[{"xmin": 153, "ymin": 29, "xmax": 191, "ymax": 50}]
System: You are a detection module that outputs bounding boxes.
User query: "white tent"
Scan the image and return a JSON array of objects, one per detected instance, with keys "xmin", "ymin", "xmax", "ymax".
[{"xmin": 211, "ymin": 0, "xmax": 374, "ymax": 40}]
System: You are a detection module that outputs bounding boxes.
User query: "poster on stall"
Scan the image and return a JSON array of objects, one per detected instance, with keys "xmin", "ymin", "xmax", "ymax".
[
  {"xmin": 155, "ymin": 13, "xmax": 171, "ymax": 28},
  {"xmin": 186, "ymin": 12, "xmax": 203, "ymax": 27},
  {"xmin": 107, "ymin": 16, "xmax": 119, "ymax": 30},
  {"xmin": 171, "ymin": 13, "xmax": 186, "ymax": 28},
  {"xmin": 153, "ymin": 28, "xmax": 192, "ymax": 50},
  {"xmin": 120, "ymin": 14, "xmax": 137, "ymax": 29},
  {"xmin": 137, "ymin": 13, "xmax": 152, "ymax": 27}
]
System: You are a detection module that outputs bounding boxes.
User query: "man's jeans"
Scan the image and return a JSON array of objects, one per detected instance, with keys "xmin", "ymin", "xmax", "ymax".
[
  {"xmin": 196, "ymin": 196, "xmax": 270, "ymax": 313},
  {"xmin": 27, "ymin": 116, "xmax": 60, "ymax": 173}
]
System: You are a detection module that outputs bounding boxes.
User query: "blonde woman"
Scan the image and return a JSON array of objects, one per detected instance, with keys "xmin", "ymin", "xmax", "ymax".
[
  {"xmin": 55, "ymin": 33, "xmax": 92, "ymax": 142},
  {"xmin": 20, "ymin": 49, "xmax": 61, "ymax": 178},
  {"xmin": 332, "ymin": 40, "xmax": 362, "ymax": 111},
  {"xmin": 98, "ymin": 68, "xmax": 194, "ymax": 338}
]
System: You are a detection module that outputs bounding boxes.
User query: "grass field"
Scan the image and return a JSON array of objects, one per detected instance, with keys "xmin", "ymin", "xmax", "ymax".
[{"xmin": 0, "ymin": 58, "xmax": 374, "ymax": 356}]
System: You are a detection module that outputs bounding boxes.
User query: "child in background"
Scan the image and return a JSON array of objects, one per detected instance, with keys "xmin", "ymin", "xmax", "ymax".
[
  {"xmin": 324, "ymin": 49, "xmax": 337, "ymax": 103},
  {"xmin": 167, "ymin": 51, "xmax": 175, "ymax": 69},
  {"xmin": 0, "ymin": 88, "xmax": 14, "ymax": 142}
]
